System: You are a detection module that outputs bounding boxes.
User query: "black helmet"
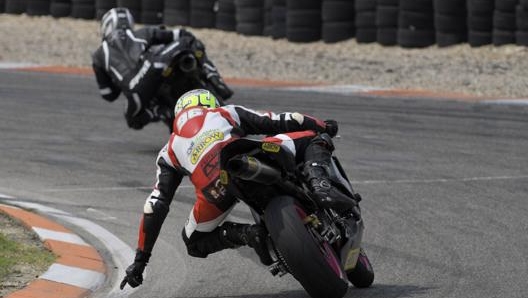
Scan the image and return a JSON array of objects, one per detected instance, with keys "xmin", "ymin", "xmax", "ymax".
[{"xmin": 100, "ymin": 7, "xmax": 135, "ymax": 40}]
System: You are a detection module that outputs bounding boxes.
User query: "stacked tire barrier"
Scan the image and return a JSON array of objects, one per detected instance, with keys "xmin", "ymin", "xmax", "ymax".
[
  {"xmin": 71, "ymin": 0, "xmax": 95, "ymax": 19},
  {"xmin": 141, "ymin": 0, "xmax": 163, "ymax": 24},
  {"xmin": 286, "ymin": 0, "xmax": 322, "ymax": 42},
  {"xmin": 271, "ymin": 0, "xmax": 286, "ymax": 39},
  {"xmin": 235, "ymin": 0, "xmax": 265, "ymax": 36},
  {"xmin": 517, "ymin": 0, "xmax": 528, "ymax": 45},
  {"xmin": 96, "ymin": 0, "xmax": 115, "ymax": 19},
  {"xmin": 216, "ymin": 0, "xmax": 236, "ymax": 31},
  {"xmin": 355, "ymin": 0, "xmax": 377, "ymax": 43},
  {"xmin": 190, "ymin": 0, "xmax": 216, "ymax": 28},
  {"xmin": 164, "ymin": 0, "xmax": 189, "ymax": 26},
  {"xmin": 434, "ymin": 0, "xmax": 467, "ymax": 47},
  {"xmin": 398, "ymin": 0, "xmax": 435, "ymax": 48},
  {"xmin": 467, "ymin": 0, "xmax": 494, "ymax": 46},
  {"xmin": 322, "ymin": 0, "xmax": 355, "ymax": 43},
  {"xmin": 263, "ymin": 0, "xmax": 273, "ymax": 36},
  {"xmin": 493, "ymin": 0, "xmax": 517, "ymax": 45},
  {"xmin": 5, "ymin": 0, "xmax": 27, "ymax": 14},
  {"xmin": 376, "ymin": 0, "xmax": 399, "ymax": 45},
  {"xmin": 51, "ymin": 0, "xmax": 72, "ymax": 18},
  {"xmin": 27, "ymin": 0, "xmax": 50, "ymax": 15},
  {"xmin": 3, "ymin": 0, "xmax": 528, "ymax": 48}
]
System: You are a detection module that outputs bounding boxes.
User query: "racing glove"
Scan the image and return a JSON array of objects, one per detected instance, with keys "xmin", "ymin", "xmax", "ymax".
[
  {"xmin": 120, "ymin": 250, "xmax": 151, "ymax": 289},
  {"xmin": 324, "ymin": 119, "xmax": 339, "ymax": 138}
]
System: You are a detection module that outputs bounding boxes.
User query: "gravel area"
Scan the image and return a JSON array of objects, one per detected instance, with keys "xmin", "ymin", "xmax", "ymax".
[{"xmin": 1, "ymin": 14, "xmax": 528, "ymax": 98}]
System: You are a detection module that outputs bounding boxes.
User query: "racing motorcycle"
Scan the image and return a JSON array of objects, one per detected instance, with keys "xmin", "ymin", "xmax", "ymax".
[
  {"xmin": 147, "ymin": 35, "xmax": 230, "ymax": 129},
  {"xmin": 220, "ymin": 137, "xmax": 374, "ymax": 298}
]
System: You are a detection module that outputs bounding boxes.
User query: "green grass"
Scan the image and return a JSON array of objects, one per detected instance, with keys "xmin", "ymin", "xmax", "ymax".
[{"xmin": 0, "ymin": 232, "xmax": 56, "ymax": 280}]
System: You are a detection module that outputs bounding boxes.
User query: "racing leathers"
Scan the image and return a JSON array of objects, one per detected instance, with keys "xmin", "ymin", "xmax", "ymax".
[
  {"xmin": 91, "ymin": 27, "xmax": 232, "ymax": 130},
  {"xmin": 120, "ymin": 104, "xmax": 346, "ymax": 289}
]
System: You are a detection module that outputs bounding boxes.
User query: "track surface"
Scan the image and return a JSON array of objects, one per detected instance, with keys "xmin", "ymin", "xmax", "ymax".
[{"xmin": 1, "ymin": 70, "xmax": 528, "ymax": 298}]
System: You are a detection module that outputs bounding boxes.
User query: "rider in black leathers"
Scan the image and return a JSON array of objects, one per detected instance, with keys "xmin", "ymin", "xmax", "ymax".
[{"xmin": 91, "ymin": 7, "xmax": 233, "ymax": 130}]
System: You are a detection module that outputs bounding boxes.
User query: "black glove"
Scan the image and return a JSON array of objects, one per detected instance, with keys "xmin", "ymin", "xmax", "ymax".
[
  {"xmin": 324, "ymin": 119, "xmax": 339, "ymax": 138},
  {"xmin": 119, "ymin": 250, "xmax": 151, "ymax": 290}
]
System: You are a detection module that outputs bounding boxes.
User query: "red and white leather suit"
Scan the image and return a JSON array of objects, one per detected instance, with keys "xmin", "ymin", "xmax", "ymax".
[{"xmin": 136, "ymin": 104, "xmax": 327, "ymax": 257}]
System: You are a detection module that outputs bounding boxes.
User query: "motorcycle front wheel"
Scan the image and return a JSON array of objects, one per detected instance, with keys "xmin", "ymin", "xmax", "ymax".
[{"xmin": 264, "ymin": 196, "xmax": 349, "ymax": 298}]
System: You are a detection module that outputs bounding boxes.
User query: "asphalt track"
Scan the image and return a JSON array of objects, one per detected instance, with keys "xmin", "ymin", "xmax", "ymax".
[{"xmin": 1, "ymin": 69, "xmax": 528, "ymax": 298}]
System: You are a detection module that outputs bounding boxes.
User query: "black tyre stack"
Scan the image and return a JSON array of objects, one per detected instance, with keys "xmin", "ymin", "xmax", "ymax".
[
  {"xmin": 235, "ymin": 0, "xmax": 265, "ymax": 36},
  {"xmin": 216, "ymin": 0, "xmax": 236, "ymax": 31},
  {"xmin": 398, "ymin": 0, "xmax": 435, "ymax": 48},
  {"xmin": 5, "ymin": 0, "xmax": 27, "ymax": 14},
  {"xmin": 164, "ymin": 0, "xmax": 189, "ymax": 26},
  {"xmin": 264, "ymin": 0, "xmax": 274, "ymax": 36},
  {"xmin": 355, "ymin": 0, "xmax": 377, "ymax": 43},
  {"xmin": 190, "ymin": 0, "xmax": 216, "ymax": 28},
  {"xmin": 117, "ymin": 0, "xmax": 140, "ymax": 21},
  {"xmin": 95, "ymin": 0, "xmax": 115, "ymax": 19},
  {"xmin": 271, "ymin": 0, "xmax": 287, "ymax": 39},
  {"xmin": 71, "ymin": 0, "xmax": 95, "ymax": 19},
  {"xmin": 376, "ymin": 0, "xmax": 399, "ymax": 45},
  {"xmin": 286, "ymin": 0, "xmax": 322, "ymax": 42},
  {"xmin": 141, "ymin": 0, "xmax": 163, "ymax": 24},
  {"xmin": 27, "ymin": 0, "xmax": 50, "ymax": 15},
  {"xmin": 321, "ymin": 0, "xmax": 355, "ymax": 43},
  {"xmin": 467, "ymin": 0, "xmax": 494, "ymax": 47},
  {"xmin": 434, "ymin": 0, "xmax": 467, "ymax": 47},
  {"xmin": 51, "ymin": 0, "xmax": 72, "ymax": 18},
  {"xmin": 516, "ymin": 0, "xmax": 528, "ymax": 45},
  {"xmin": 492, "ymin": 0, "xmax": 518, "ymax": 45}
]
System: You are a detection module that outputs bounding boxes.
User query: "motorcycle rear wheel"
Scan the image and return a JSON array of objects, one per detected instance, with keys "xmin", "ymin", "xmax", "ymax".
[{"xmin": 264, "ymin": 196, "xmax": 349, "ymax": 298}]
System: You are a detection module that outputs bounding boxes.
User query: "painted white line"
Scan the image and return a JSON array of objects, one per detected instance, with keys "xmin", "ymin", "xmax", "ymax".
[
  {"xmin": 87, "ymin": 208, "xmax": 118, "ymax": 221},
  {"xmin": 40, "ymin": 263, "xmax": 105, "ymax": 291},
  {"xmin": 351, "ymin": 175, "xmax": 528, "ymax": 185},
  {"xmin": 481, "ymin": 99, "xmax": 528, "ymax": 106},
  {"xmin": 4, "ymin": 200, "xmax": 138, "ymax": 297},
  {"xmin": 0, "ymin": 193, "xmax": 16, "ymax": 199},
  {"xmin": 283, "ymin": 84, "xmax": 386, "ymax": 95},
  {"xmin": 32, "ymin": 227, "xmax": 89, "ymax": 246},
  {"xmin": 0, "ymin": 62, "xmax": 39, "ymax": 69}
]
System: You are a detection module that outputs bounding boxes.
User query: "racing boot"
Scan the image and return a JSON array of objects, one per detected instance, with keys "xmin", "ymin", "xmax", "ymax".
[
  {"xmin": 203, "ymin": 61, "xmax": 234, "ymax": 100},
  {"xmin": 303, "ymin": 161, "xmax": 358, "ymax": 213},
  {"xmin": 220, "ymin": 222, "xmax": 273, "ymax": 265}
]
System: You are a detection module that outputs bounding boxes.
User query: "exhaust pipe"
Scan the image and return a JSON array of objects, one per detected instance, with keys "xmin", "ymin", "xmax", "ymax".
[{"xmin": 226, "ymin": 155, "xmax": 281, "ymax": 185}]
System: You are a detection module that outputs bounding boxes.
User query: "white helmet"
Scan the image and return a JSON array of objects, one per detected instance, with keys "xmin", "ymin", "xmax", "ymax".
[
  {"xmin": 174, "ymin": 89, "xmax": 220, "ymax": 116},
  {"xmin": 100, "ymin": 7, "xmax": 135, "ymax": 40}
]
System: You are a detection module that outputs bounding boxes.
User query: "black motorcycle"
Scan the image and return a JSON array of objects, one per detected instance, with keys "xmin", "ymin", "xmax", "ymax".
[
  {"xmin": 220, "ymin": 137, "xmax": 374, "ymax": 298},
  {"xmin": 147, "ymin": 35, "xmax": 230, "ymax": 129}
]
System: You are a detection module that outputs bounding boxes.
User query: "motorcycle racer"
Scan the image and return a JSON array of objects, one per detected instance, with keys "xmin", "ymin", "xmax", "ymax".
[
  {"xmin": 120, "ymin": 89, "xmax": 355, "ymax": 289},
  {"xmin": 91, "ymin": 7, "xmax": 233, "ymax": 130}
]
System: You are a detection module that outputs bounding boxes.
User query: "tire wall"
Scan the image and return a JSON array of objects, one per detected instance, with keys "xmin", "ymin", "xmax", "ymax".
[{"xmin": 2, "ymin": 0, "xmax": 525, "ymax": 47}]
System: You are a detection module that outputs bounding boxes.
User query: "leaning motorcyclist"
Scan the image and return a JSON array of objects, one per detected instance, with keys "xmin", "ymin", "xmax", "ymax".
[
  {"xmin": 120, "ymin": 89, "xmax": 356, "ymax": 289},
  {"xmin": 91, "ymin": 7, "xmax": 233, "ymax": 130}
]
